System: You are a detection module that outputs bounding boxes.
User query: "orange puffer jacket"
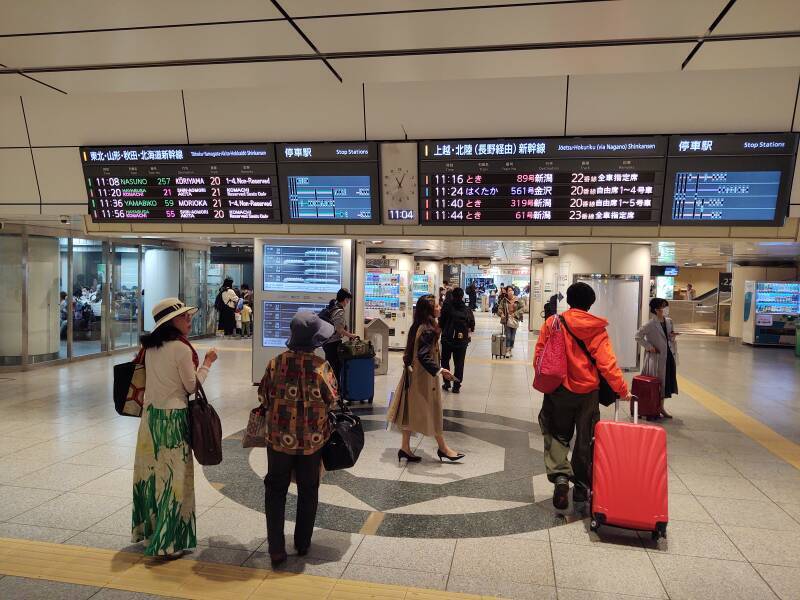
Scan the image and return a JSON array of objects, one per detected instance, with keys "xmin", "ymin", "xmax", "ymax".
[{"xmin": 535, "ymin": 308, "xmax": 628, "ymax": 397}]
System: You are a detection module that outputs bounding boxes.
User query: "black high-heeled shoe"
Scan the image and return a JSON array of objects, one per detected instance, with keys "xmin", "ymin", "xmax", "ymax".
[
  {"xmin": 398, "ymin": 449, "xmax": 422, "ymax": 463},
  {"xmin": 437, "ymin": 449, "xmax": 465, "ymax": 462}
]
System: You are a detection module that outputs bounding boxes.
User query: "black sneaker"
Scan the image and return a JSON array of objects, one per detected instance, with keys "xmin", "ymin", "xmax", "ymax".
[
  {"xmin": 442, "ymin": 383, "xmax": 451, "ymax": 391},
  {"xmin": 573, "ymin": 485, "xmax": 588, "ymax": 503},
  {"xmin": 553, "ymin": 476, "xmax": 569, "ymax": 510},
  {"xmin": 452, "ymin": 386, "xmax": 461, "ymax": 394}
]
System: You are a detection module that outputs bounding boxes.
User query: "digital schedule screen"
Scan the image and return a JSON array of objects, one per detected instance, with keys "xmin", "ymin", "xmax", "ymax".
[
  {"xmin": 262, "ymin": 301, "xmax": 329, "ymax": 347},
  {"xmin": 263, "ymin": 245, "xmax": 343, "ymax": 293},
  {"xmin": 277, "ymin": 142, "xmax": 380, "ymax": 224},
  {"xmin": 418, "ymin": 137, "xmax": 666, "ymax": 225},
  {"xmin": 662, "ymin": 133, "xmax": 798, "ymax": 226},
  {"xmin": 80, "ymin": 144, "xmax": 279, "ymax": 223}
]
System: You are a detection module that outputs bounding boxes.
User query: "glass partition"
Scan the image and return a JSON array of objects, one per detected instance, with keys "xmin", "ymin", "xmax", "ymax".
[
  {"xmin": 28, "ymin": 236, "xmax": 66, "ymax": 363},
  {"xmin": 111, "ymin": 245, "xmax": 140, "ymax": 349},
  {"xmin": 183, "ymin": 250, "xmax": 206, "ymax": 338},
  {"xmin": 72, "ymin": 239, "xmax": 106, "ymax": 356},
  {"xmin": 0, "ymin": 235, "xmax": 23, "ymax": 365}
]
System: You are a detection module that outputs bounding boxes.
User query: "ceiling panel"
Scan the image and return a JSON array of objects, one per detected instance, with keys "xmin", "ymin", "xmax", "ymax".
[
  {"xmin": 0, "ymin": 22, "xmax": 309, "ymax": 69},
  {"xmin": 22, "ymin": 90, "xmax": 186, "ymax": 146},
  {"xmin": 33, "ymin": 148, "xmax": 88, "ymax": 204},
  {"xmin": 568, "ymin": 68, "xmax": 799, "ymax": 135},
  {"xmin": 687, "ymin": 39, "xmax": 800, "ymax": 71},
  {"xmin": 0, "ymin": 1, "xmax": 281, "ymax": 34},
  {"xmin": 32, "ymin": 61, "xmax": 334, "ymax": 95},
  {"xmin": 0, "ymin": 73, "xmax": 61, "ymax": 96},
  {"xmin": 334, "ymin": 44, "xmax": 691, "ymax": 83},
  {"xmin": 0, "ymin": 148, "xmax": 39, "ymax": 204},
  {"xmin": 301, "ymin": 0, "xmax": 722, "ymax": 53},
  {"xmin": 0, "ymin": 95, "xmax": 28, "ymax": 147},
  {"xmin": 184, "ymin": 83, "xmax": 365, "ymax": 143},
  {"xmin": 365, "ymin": 76, "xmax": 566, "ymax": 139},
  {"xmin": 285, "ymin": 0, "xmax": 561, "ymax": 18},
  {"xmin": 713, "ymin": 0, "xmax": 800, "ymax": 35}
]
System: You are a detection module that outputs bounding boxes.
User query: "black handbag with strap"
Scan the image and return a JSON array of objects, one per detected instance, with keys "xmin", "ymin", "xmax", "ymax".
[
  {"xmin": 559, "ymin": 316, "xmax": 618, "ymax": 407},
  {"xmin": 188, "ymin": 382, "xmax": 223, "ymax": 465},
  {"xmin": 321, "ymin": 403, "xmax": 364, "ymax": 471}
]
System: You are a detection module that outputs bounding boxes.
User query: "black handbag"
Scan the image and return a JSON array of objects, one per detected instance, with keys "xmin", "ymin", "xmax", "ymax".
[
  {"xmin": 321, "ymin": 404, "xmax": 364, "ymax": 471},
  {"xmin": 559, "ymin": 316, "xmax": 618, "ymax": 407},
  {"xmin": 188, "ymin": 382, "xmax": 223, "ymax": 466}
]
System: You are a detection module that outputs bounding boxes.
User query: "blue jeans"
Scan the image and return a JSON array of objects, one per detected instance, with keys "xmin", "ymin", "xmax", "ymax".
[{"xmin": 504, "ymin": 325, "xmax": 517, "ymax": 349}]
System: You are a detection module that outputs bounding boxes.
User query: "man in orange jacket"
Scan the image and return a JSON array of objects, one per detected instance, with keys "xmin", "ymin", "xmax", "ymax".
[{"xmin": 535, "ymin": 282, "xmax": 632, "ymax": 510}]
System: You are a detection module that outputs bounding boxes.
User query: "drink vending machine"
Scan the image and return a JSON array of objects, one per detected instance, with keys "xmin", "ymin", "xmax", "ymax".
[{"xmin": 742, "ymin": 281, "xmax": 800, "ymax": 346}]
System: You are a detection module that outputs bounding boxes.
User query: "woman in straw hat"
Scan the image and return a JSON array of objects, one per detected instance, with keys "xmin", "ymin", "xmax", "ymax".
[{"xmin": 131, "ymin": 298, "xmax": 218, "ymax": 558}]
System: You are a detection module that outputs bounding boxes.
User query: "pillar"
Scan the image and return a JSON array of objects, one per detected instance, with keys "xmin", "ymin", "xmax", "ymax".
[{"xmin": 27, "ymin": 236, "xmax": 60, "ymax": 360}]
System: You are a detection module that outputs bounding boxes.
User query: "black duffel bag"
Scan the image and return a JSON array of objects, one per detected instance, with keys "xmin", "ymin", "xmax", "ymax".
[
  {"xmin": 321, "ymin": 405, "xmax": 364, "ymax": 471},
  {"xmin": 188, "ymin": 382, "xmax": 223, "ymax": 466}
]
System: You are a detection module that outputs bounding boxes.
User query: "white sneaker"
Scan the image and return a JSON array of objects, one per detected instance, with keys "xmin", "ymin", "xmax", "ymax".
[{"xmin": 505, "ymin": 351, "xmax": 512, "ymax": 358}]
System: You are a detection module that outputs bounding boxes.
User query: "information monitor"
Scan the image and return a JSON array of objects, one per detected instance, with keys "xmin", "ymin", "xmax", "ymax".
[
  {"xmin": 418, "ymin": 136, "xmax": 667, "ymax": 225},
  {"xmin": 263, "ymin": 245, "xmax": 343, "ymax": 294},
  {"xmin": 80, "ymin": 144, "xmax": 279, "ymax": 223},
  {"xmin": 262, "ymin": 300, "xmax": 329, "ymax": 348},
  {"xmin": 277, "ymin": 142, "xmax": 380, "ymax": 224},
  {"xmin": 661, "ymin": 133, "xmax": 798, "ymax": 226}
]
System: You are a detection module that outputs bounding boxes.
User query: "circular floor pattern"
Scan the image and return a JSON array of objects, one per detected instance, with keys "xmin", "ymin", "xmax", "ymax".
[{"xmin": 203, "ymin": 406, "xmax": 574, "ymax": 538}]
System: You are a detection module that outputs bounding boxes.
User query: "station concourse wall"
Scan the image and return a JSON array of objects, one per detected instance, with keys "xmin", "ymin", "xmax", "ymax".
[{"xmin": 0, "ymin": 66, "xmax": 799, "ymax": 244}]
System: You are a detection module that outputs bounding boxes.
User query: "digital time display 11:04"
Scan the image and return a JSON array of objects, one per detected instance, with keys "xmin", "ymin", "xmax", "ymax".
[
  {"xmin": 419, "ymin": 137, "xmax": 667, "ymax": 226},
  {"xmin": 81, "ymin": 144, "xmax": 280, "ymax": 223}
]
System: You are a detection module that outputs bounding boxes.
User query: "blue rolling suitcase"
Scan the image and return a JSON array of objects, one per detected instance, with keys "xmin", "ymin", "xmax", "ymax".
[{"xmin": 340, "ymin": 357, "xmax": 374, "ymax": 404}]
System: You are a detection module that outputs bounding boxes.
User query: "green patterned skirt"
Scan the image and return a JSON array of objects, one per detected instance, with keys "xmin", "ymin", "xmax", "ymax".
[{"xmin": 132, "ymin": 405, "xmax": 196, "ymax": 556}]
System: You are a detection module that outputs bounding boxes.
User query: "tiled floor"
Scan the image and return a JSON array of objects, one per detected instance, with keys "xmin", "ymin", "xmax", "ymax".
[{"xmin": 0, "ymin": 311, "xmax": 798, "ymax": 599}]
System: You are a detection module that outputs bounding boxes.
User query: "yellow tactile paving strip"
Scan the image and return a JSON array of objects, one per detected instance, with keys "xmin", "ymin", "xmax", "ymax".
[
  {"xmin": 678, "ymin": 375, "xmax": 800, "ymax": 470},
  {"xmin": 0, "ymin": 538, "xmax": 483, "ymax": 600}
]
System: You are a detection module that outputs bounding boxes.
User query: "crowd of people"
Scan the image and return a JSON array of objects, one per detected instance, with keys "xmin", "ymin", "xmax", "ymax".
[
  {"xmin": 131, "ymin": 279, "xmax": 679, "ymax": 564},
  {"xmin": 214, "ymin": 277, "xmax": 253, "ymax": 338}
]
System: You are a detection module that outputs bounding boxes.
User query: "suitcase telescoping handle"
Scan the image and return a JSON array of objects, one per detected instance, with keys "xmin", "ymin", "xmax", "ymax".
[{"xmin": 615, "ymin": 395, "xmax": 638, "ymax": 424}]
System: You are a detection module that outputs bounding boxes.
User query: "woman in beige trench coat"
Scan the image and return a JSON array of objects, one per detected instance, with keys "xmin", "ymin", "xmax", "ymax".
[{"xmin": 391, "ymin": 295, "xmax": 465, "ymax": 463}]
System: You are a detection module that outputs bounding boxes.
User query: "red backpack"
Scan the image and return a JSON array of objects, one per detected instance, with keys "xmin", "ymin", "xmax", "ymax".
[{"xmin": 533, "ymin": 316, "xmax": 567, "ymax": 393}]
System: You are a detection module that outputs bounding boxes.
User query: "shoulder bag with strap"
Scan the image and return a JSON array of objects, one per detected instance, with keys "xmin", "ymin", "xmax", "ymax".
[
  {"xmin": 559, "ymin": 316, "xmax": 618, "ymax": 407},
  {"xmin": 188, "ymin": 381, "xmax": 223, "ymax": 465},
  {"xmin": 113, "ymin": 347, "xmax": 146, "ymax": 417},
  {"xmin": 322, "ymin": 400, "xmax": 364, "ymax": 471}
]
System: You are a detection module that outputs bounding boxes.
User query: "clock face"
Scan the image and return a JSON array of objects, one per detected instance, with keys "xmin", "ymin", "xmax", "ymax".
[{"xmin": 380, "ymin": 142, "xmax": 419, "ymax": 224}]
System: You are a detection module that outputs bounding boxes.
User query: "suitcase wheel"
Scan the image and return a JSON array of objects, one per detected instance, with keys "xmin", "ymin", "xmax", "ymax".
[
  {"xmin": 368, "ymin": 396, "xmax": 373, "ymax": 404},
  {"xmin": 590, "ymin": 519, "xmax": 600, "ymax": 533},
  {"xmin": 653, "ymin": 522, "xmax": 667, "ymax": 540}
]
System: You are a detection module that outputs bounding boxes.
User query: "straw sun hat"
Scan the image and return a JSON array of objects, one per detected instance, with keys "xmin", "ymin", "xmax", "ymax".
[{"xmin": 151, "ymin": 297, "xmax": 197, "ymax": 331}]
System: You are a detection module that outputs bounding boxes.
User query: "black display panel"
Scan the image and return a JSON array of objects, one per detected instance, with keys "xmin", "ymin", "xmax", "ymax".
[
  {"xmin": 661, "ymin": 133, "xmax": 798, "ymax": 226},
  {"xmin": 81, "ymin": 145, "xmax": 279, "ymax": 223},
  {"xmin": 418, "ymin": 137, "xmax": 667, "ymax": 225},
  {"xmin": 277, "ymin": 142, "xmax": 380, "ymax": 224}
]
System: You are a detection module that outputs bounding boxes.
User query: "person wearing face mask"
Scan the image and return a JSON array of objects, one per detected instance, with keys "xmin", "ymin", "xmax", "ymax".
[{"xmin": 635, "ymin": 298, "xmax": 679, "ymax": 419}]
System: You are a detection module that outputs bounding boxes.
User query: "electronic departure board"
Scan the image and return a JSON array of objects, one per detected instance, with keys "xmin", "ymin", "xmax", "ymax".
[
  {"xmin": 277, "ymin": 142, "xmax": 380, "ymax": 224},
  {"xmin": 262, "ymin": 301, "xmax": 329, "ymax": 347},
  {"xmin": 418, "ymin": 137, "xmax": 667, "ymax": 225},
  {"xmin": 81, "ymin": 144, "xmax": 279, "ymax": 223},
  {"xmin": 263, "ymin": 245, "xmax": 343, "ymax": 293},
  {"xmin": 662, "ymin": 133, "xmax": 798, "ymax": 226}
]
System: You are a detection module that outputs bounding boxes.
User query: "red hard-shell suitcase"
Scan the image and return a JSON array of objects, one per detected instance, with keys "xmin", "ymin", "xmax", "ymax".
[
  {"xmin": 631, "ymin": 375, "xmax": 662, "ymax": 417},
  {"xmin": 591, "ymin": 400, "xmax": 669, "ymax": 540}
]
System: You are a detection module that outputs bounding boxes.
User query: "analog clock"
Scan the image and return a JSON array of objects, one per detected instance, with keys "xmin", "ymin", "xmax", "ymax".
[{"xmin": 380, "ymin": 143, "xmax": 419, "ymax": 224}]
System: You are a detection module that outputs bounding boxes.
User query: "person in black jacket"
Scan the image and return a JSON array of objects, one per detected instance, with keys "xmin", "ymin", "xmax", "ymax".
[
  {"xmin": 439, "ymin": 287, "xmax": 475, "ymax": 394},
  {"xmin": 466, "ymin": 283, "xmax": 478, "ymax": 311}
]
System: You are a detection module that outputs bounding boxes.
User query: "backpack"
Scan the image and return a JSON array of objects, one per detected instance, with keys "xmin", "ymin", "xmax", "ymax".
[
  {"xmin": 318, "ymin": 303, "xmax": 338, "ymax": 325},
  {"xmin": 444, "ymin": 306, "xmax": 472, "ymax": 346},
  {"xmin": 214, "ymin": 291, "xmax": 225, "ymax": 312}
]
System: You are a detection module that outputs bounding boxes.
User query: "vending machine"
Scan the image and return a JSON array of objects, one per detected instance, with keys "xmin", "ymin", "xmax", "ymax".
[
  {"xmin": 742, "ymin": 281, "xmax": 800, "ymax": 346},
  {"xmin": 411, "ymin": 274, "xmax": 433, "ymax": 305},
  {"xmin": 364, "ymin": 270, "xmax": 409, "ymax": 349}
]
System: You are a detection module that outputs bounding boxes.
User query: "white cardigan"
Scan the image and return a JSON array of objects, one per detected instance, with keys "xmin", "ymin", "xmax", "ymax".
[{"xmin": 143, "ymin": 340, "xmax": 209, "ymax": 410}]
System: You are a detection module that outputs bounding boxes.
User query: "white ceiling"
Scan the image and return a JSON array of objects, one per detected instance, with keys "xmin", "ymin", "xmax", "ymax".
[{"xmin": 0, "ymin": 0, "xmax": 797, "ymax": 94}]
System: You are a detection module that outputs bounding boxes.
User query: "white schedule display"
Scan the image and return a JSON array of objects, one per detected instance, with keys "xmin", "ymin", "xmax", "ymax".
[
  {"xmin": 263, "ymin": 245, "xmax": 343, "ymax": 293},
  {"xmin": 252, "ymin": 238, "xmax": 354, "ymax": 383}
]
